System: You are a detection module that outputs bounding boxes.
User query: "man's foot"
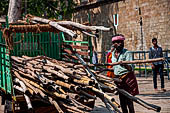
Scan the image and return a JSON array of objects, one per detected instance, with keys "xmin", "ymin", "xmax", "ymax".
[
  {"xmin": 161, "ymin": 88, "xmax": 166, "ymax": 92},
  {"xmin": 154, "ymin": 88, "xmax": 158, "ymax": 92}
]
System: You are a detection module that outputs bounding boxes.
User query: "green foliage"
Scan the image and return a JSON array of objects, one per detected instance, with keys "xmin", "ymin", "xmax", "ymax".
[
  {"xmin": 0, "ymin": 0, "xmax": 76, "ymax": 19},
  {"xmin": 0, "ymin": 0, "xmax": 9, "ymax": 16},
  {"xmin": 26, "ymin": 0, "xmax": 76, "ymax": 19}
]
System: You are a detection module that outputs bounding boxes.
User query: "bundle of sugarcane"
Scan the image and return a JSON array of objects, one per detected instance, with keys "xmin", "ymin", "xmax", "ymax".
[{"xmin": 11, "ymin": 55, "xmax": 120, "ymax": 113}]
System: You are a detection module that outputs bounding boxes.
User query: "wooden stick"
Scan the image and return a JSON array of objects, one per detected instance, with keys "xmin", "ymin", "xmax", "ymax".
[
  {"xmin": 82, "ymin": 31, "xmax": 98, "ymax": 38},
  {"xmin": 55, "ymin": 80, "xmax": 74, "ymax": 90},
  {"xmin": 11, "ymin": 56, "xmax": 24, "ymax": 63},
  {"xmin": 14, "ymin": 78, "xmax": 27, "ymax": 93},
  {"xmin": 13, "ymin": 85, "xmax": 33, "ymax": 110},
  {"xmin": 46, "ymin": 60, "xmax": 76, "ymax": 75},
  {"xmin": 117, "ymin": 88, "xmax": 161, "ymax": 112},
  {"xmin": 73, "ymin": 79, "xmax": 95, "ymax": 86},
  {"xmin": 29, "ymin": 16, "xmax": 77, "ymax": 38},
  {"xmin": 24, "ymin": 93, "xmax": 33, "ymax": 110},
  {"xmin": 49, "ymin": 22, "xmax": 77, "ymax": 38},
  {"xmin": 88, "ymin": 58, "xmax": 165, "ymax": 66},
  {"xmin": 48, "ymin": 97, "xmax": 64, "ymax": 113},
  {"xmin": 13, "ymin": 71, "xmax": 38, "ymax": 94},
  {"xmin": 69, "ymin": 97, "xmax": 93, "ymax": 111},
  {"xmin": 24, "ymin": 78, "xmax": 68, "ymax": 99},
  {"xmin": 88, "ymin": 86, "xmax": 115, "ymax": 102},
  {"xmin": 14, "ymin": 69, "xmax": 36, "ymax": 80},
  {"xmin": 56, "ymin": 21, "xmax": 111, "ymax": 32},
  {"xmin": 80, "ymin": 90, "xmax": 96, "ymax": 99},
  {"xmin": 59, "ymin": 101, "xmax": 85, "ymax": 113},
  {"xmin": 13, "ymin": 78, "xmax": 33, "ymax": 110},
  {"xmin": 43, "ymin": 66, "xmax": 69, "ymax": 80},
  {"xmin": 13, "ymin": 85, "xmax": 24, "ymax": 93},
  {"xmin": 27, "ymin": 87, "xmax": 34, "ymax": 95}
]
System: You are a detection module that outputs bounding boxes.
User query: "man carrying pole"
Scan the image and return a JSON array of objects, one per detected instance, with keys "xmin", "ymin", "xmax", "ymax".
[{"xmin": 111, "ymin": 34, "xmax": 139, "ymax": 113}]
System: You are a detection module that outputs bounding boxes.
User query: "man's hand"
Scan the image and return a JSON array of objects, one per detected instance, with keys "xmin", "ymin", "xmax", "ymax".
[
  {"xmin": 119, "ymin": 61, "xmax": 132, "ymax": 71},
  {"xmin": 119, "ymin": 61, "xmax": 126, "ymax": 67}
]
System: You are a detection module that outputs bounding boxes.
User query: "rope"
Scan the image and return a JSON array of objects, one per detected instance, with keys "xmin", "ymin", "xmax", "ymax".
[
  {"xmin": 8, "ymin": 24, "xmax": 60, "ymax": 33},
  {"xmin": 2, "ymin": 28, "xmax": 13, "ymax": 50},
  {"xmin": 2, "ymin": 24, "xmax": 61, "ymax": 51}
]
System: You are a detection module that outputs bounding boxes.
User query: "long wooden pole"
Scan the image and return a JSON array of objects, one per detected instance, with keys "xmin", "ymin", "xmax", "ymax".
[{"xmin": 88, "ymin": 58, "xmax": 165, "ymax": 66}]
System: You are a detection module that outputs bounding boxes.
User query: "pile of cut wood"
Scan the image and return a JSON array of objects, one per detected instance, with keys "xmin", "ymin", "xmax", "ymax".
[
  {"xmin": 11, "ymin": 54, "xmax": 162, "ymax": 113},
  {"xmin": 11, "ymin": 55, "xmax": 119, "ymax": 113}
]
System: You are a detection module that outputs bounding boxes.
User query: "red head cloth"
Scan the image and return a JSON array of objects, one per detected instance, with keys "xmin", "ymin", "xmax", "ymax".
[{"xmin": 112, "ymin": 36, "xmax": 125, "ymax": 42}]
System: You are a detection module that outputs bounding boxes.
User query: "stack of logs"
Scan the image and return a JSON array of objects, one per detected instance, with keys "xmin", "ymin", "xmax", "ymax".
[
  {"xmin": 11, "ymin": 55, "xmax": 162, "ymax": 113},
  {"xmin": 11, "ymin": 55, "xmax": 119, "ymax": 113}
]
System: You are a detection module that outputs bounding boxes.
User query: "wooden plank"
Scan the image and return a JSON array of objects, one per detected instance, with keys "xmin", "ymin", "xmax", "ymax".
[
  {"xmin": 62, "ymin": 54, "xmax": 90, "ymax": 62},
  {"xmin": 64, "ymin": 49, "xmax": 89, "ymax": 56},
  {"xmin": 70, "ymin": 45, "xmax": 89, "ymax": 50}
]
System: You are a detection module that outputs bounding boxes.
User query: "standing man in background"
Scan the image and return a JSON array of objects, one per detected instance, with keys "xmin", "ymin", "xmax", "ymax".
[
  {"xmin": 111, "ymin": 34, "xmax": 139, "ymax": 113},
  {"xmin": 149, "ymin": 38, "xmax": 166, "ymax": 92}
]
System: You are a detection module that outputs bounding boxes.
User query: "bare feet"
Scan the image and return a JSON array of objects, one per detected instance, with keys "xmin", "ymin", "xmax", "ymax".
[{"xmin": 161, "ymin": 88, "xmax": 166, "ymax": 92}]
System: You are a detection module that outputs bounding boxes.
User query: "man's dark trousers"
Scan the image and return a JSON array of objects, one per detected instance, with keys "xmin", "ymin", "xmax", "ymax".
[{"xmin": 152, "ymin": 64, "xmax": 164, "ymax": 89}]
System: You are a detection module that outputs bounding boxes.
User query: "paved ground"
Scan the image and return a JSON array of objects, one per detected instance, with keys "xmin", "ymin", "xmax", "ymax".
[
  {"xmin": 1, "ymin": 75, "xmax": 169, "ymax": 113},
  {"xmin": 91, "ymin": 75, "xmax": 170, "ymax": 113}
]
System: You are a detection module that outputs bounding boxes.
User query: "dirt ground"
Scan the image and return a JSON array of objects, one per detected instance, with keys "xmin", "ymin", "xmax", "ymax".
[{"xmin": 91, "ymin": 75, "xmax": 170, "ymax": 113}]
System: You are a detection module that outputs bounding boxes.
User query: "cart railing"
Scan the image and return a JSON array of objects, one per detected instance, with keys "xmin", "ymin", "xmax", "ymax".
[{"xmin": 0, "ymin": 24, "xmax": 93, "ymax": 95}]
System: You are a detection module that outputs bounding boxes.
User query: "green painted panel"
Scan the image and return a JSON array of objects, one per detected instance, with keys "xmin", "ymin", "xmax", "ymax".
[
  {"xmin": 0, "ymin": 34, "xmax": 13, "ymax": 94},
  {"xmin": 6, "ymin": 67, "xmax": 11, "ymax": 94},
  {"xmin": 8, "ymin": 32, "xmax": 61, "ymax": 59},
  {"xmin": 2, "ymin": 66, "xmax": 5, "ymax": 90}
]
